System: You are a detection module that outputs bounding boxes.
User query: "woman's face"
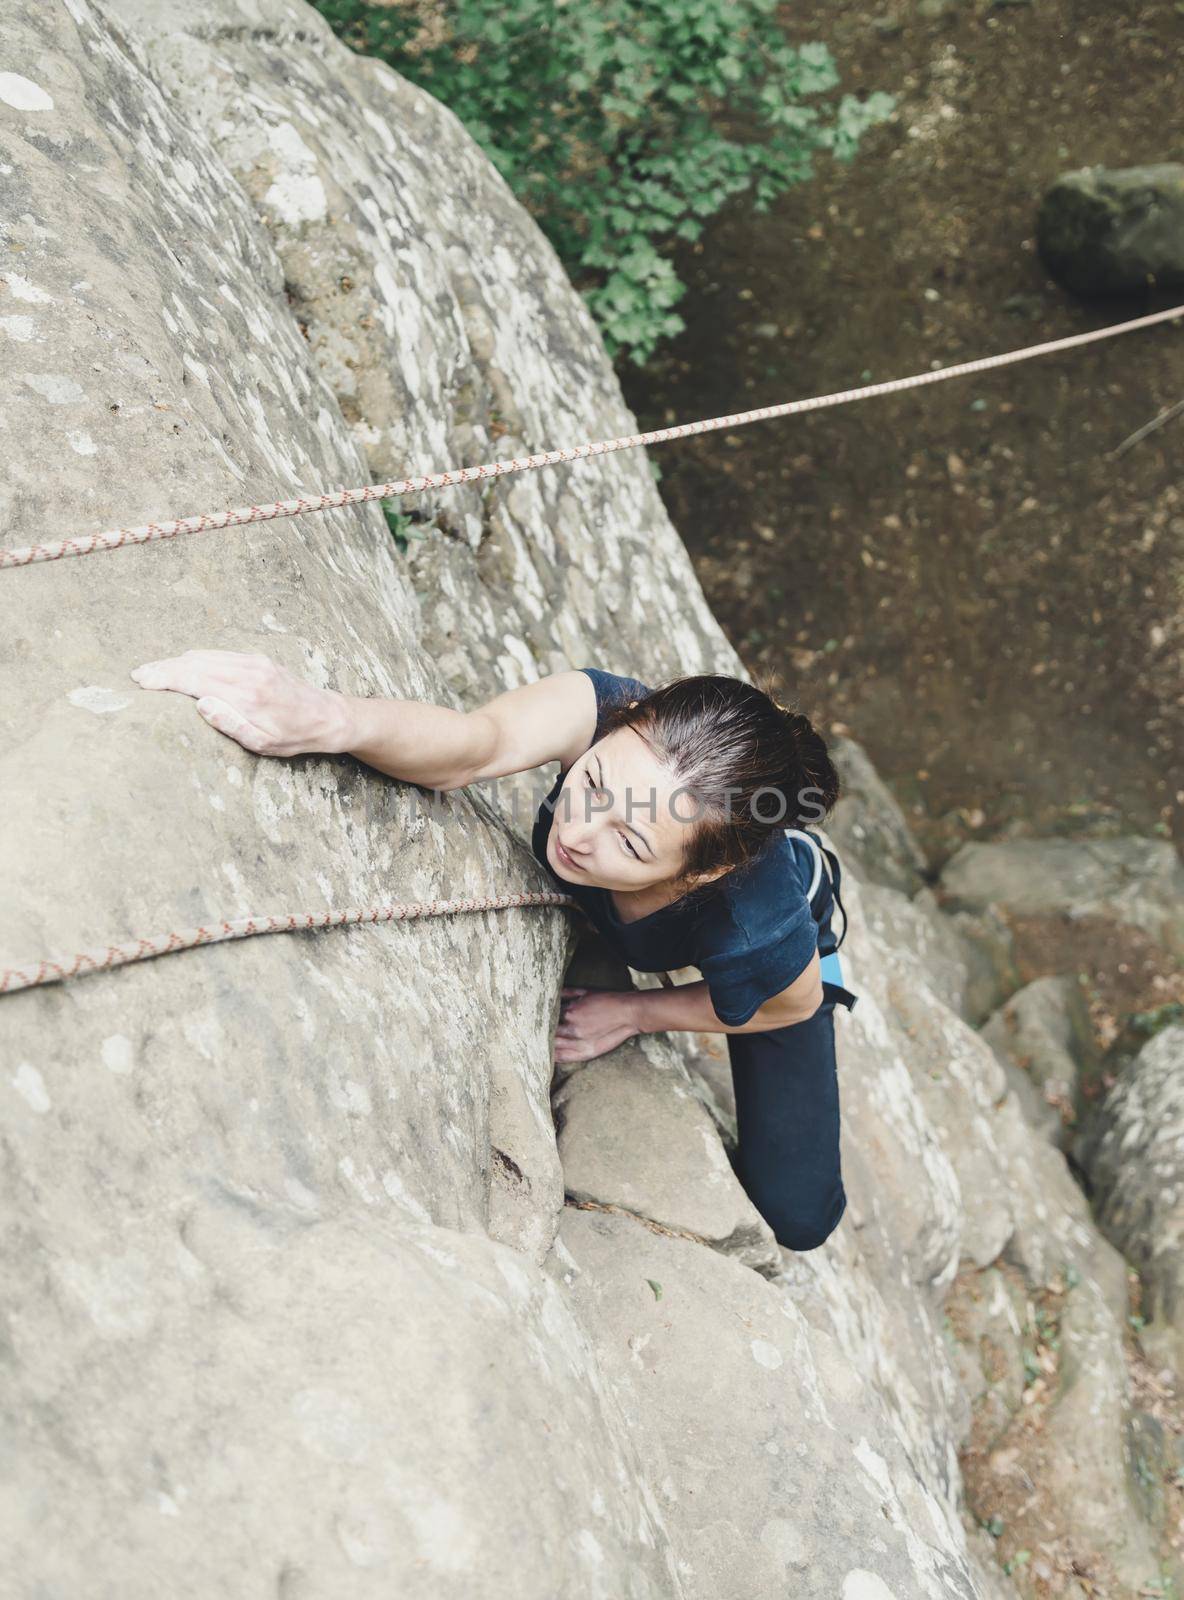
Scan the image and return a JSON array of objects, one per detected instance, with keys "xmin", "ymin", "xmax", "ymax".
[{"xmin": 547, "ymin": 723, "xmax": 715, "ymax": 895}]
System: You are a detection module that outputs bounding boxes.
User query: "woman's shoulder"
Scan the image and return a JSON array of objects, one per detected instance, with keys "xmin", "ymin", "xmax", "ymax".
[
  {"xmin": 692, "ymin": 833, "xmax": 818, "ymax": 1024},
  {"xmin": 577, "ymin": 665, "xmax": 653, "ymax": 708},
  {"xmin": 575, "ymin": 666, "xmax": 654, "ymax": 747},
  {"xmin": 693, "ymin": 832, "xmax": 813, "ymax": 958}
]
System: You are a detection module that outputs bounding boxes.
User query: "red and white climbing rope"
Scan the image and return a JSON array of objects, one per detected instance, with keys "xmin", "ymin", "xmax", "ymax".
[
  {"xmin": 1, "ymin": 301, "xmax": 1180, "ymax": 570},
  {"xmin": 3, "ymin": 300, "xmax": 1182, "ymax": 995},
  {"xmin": 0, "ymin": 890, "xmax": 578, "ymax": 995}
]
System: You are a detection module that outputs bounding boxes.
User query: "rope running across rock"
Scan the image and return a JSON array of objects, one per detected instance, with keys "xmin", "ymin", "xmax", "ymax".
[
  {"xmin": 3, "ymin": 302, "xmax": 1181, "ymax": 994},
  {"xmin": 0, "ymin": 892, "xmax": 579, "ymax": 996},
  {"xmin": 1, "ymin": 302, "xmax": 1179, "ymax": 570}
]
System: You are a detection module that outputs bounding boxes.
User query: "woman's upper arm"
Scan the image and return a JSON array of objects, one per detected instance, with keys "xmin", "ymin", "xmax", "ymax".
[
  {"xmin": 699, "ymin": 897, "xmax": 820, "ymax": 1027},
  {"xmin": 462, "ymin": 670, "xmax": 600, "ymax": 784}
]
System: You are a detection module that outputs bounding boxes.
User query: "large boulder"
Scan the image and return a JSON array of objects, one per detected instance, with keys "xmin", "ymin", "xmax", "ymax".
[
  {"xmin": 3, "ymin": 3, "xmax": 1182, "ymax": 1597},
  {"xmin": 1077, "ymin": 1025, "xmax": 1184, "ymax": 1377},
  {"xmin": 1037, "ymin": 163, "xmax": 1184, "ymax": 296},
  {"xmin": 553, "ymin": 1045, "xmax": 782, "ymax": 1266},
  {"xmin": 936, "ymin": 837, "xmax": 1184, "ymax": 965},
  {"xmin": 981, "ymin": 975, "xmax": 1099, "ymax": 1152},
  {"xmin": 0, "ymin": 1, "xmax": 733, "ymax": 1591},
  {"xmin": 552, "ymin": 1207, "xmax": 980, "ymax": 1600},
  {"xmin": 829, "ymin": 735, "xmax": 930, "ymax": 896},
  {"xmin": 858, "ymin": 880, "xmax": 995, "ymax": 1022}
]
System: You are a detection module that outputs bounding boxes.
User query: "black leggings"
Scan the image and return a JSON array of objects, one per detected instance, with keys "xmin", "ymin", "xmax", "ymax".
[
  {"xmin": 726, "ymin": 997, "xmax": 846, "ymax": 1252},
  {"xmin": 725, "ymin": 832, "xmax": 853, "ymax": 1252}
]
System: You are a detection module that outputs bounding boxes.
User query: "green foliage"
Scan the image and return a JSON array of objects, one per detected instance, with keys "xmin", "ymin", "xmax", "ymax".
[
  {"xmin": 313, "ymin": 0, "xmax": 894, "ymax": 365},
  {"xmin": 1130, "ymin": 999, "xmax": 1184, "ymax": 1040},
  {"xmin": 381, "ymin": 496, "xmax": 431, "ymax": 554},
  {"xmin": 1139, "ymin": 1570, "xmax": 1177, "ymax": 1597}
]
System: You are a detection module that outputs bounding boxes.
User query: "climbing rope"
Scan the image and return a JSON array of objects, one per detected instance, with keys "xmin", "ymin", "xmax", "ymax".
[
  {"xmin": 0, "ymin": 890, "xmax": 578, "ymax": 995},
  {"xmin": 3, "ymin": 301, "xmax": 1182, "ymax": 994},
  {"xmin": 1, "ymin": 301, "xmax": 1180, "ymax": 569}
]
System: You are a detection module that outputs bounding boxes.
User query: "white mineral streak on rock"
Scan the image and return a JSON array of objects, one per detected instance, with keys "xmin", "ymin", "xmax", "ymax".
[
  {"xmin": 12, "ymin": 1061, "xmax": 51, "ymax": 1113},
  {"xmin": 263, "ymin": 121, "xmax": 328, "ymax": 225},
  {"xmin": 749, "ymin": 1338, "xmax": 783, "ymax": 1370},
  {"xmin": 0, "ymin": 314, "xmax": 37, "ymax": 341},
  {"xmin": 2, "ymin": 272, "xmax": 53, "ymax": 301},
  {"xmin": 67, "ymin": 685, "xmax": 130, "ymax": 713},
  {"xmin": 100, "ymin": 1035, "xmax": 135, "ymax": 1076},
  {"xmin": 0, "ymin": 72, "xmax": 54, "ymax": 112},
  {"xmin": 22, "ymin": 372, "xmax": 84, "ymax": 403},
  {"xmin": 842, "ymin": 1571, "xmax": 899, "ymax": 1600}
]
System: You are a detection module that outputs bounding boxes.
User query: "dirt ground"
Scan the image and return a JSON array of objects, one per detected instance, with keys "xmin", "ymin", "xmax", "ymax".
[{"xmin": 620, "ymin": 0, "xmax": 1184, "ymax": 874}]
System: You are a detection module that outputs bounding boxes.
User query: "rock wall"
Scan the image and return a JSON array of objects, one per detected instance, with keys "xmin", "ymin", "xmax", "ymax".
[
  {"xmin": 2, "ymin": 3, "xmax": 1180, "ymax": 1596},
  {"xmin": 1079, "ymin": 1024, "xmax": 1184, "ymax": 1377}
]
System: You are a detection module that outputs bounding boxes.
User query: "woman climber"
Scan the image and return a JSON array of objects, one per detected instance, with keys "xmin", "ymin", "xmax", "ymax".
[{"xmin": 129, "ymin": 650, "xmax": 856, "ymax": 1253}]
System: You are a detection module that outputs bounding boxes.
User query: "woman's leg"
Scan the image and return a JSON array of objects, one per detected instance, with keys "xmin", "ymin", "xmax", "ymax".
[{"xmin": 726, "ymin": 999, "xmax": 846, "ymax": 1251}]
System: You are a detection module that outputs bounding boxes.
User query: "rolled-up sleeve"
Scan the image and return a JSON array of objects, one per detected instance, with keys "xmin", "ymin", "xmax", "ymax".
[
  {"xmin": 699, "ymin": 905, "xmax": 818, "ymax": 1026},
  {"xmin": 577, "ymin": 667, "xmax": 653, "ymax": 742}
]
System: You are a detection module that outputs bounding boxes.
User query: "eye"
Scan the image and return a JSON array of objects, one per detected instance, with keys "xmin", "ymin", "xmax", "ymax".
[{"xmin": 584, "ymin": 769, "xmax": 639, "ymax": 859}]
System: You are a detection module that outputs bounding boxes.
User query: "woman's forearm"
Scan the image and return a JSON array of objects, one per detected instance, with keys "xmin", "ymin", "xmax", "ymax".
[
  {"xmin": 338, "ymin": 695, "xmax": 491, "ymax": 789},
  {"xmin": 626, "ymin": 980, "xmax": 812, "ymax": 1037}
]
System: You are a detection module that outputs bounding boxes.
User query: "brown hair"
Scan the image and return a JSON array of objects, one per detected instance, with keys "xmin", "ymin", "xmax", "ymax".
[{"xmin": 596, "ymin": 673, "xmax": 841, "ymax": 908}]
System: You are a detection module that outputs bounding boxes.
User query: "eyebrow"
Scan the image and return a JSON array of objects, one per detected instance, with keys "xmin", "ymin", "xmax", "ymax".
[{"xmin": 596, "ymin": 753, "xmax": 656, "ymax": 858}]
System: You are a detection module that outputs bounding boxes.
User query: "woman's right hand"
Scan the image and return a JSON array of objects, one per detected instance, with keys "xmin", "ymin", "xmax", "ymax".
[{"xmin": 130, "ymin": 649, "xmax": 353, "ymax": 757}]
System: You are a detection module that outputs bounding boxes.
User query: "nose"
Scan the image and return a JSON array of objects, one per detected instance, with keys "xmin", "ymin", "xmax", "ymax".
[{"xmin": 557, "ymin": 823, "xmax": 594, "ymax": 859}]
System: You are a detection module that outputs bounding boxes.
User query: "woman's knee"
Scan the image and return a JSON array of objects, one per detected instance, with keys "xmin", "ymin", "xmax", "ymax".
[{"xmin": 764, "ymin": 1185, "xmax": 846, "ymax": 1252}]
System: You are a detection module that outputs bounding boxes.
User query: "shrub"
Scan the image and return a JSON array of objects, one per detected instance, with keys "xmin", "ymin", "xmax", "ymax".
[{"xmin": 314, "ymin": 0, "xmax": 894, "ymax": 365}]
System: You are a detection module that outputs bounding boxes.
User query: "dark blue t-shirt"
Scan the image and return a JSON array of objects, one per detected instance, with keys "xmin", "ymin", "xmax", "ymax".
[{"xmin": 530, "ymin": 666, "xmax": 819, "ymax": 1026}]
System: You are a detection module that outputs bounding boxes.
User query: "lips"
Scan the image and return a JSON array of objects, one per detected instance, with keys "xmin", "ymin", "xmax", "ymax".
[{"xmin": 555, "ymin": 838, "xmax": 583, "ymax": 871}]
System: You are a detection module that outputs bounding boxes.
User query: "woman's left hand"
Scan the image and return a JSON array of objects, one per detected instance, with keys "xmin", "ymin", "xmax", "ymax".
[
  {"xmin": 129, "ymin": 649, "xmax": 350, "ymax": 757},
  {"xmin": 555, "ymin": 985, "xmax": 640, "ymax": 1064}
]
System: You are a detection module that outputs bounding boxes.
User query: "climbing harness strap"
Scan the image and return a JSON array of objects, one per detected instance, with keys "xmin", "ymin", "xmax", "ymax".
[{"xmin": 785, "ymin": 828, "xmax": 858, "ymax": 1013}]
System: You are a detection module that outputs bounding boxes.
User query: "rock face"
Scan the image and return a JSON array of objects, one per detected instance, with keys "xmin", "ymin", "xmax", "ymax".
[
  {"xmin": 937, "ymin": 836, "xmax": 1184, "ymax": 965},
  {"xmin": 1036, "ymin": 162, "xmax": 1184, "ymax": 295},
  {"xmin": 2, "ymin": 4, "xmax": 1182, "ymax": 1597},
  {"xmin": 829, "ymin": 736, "xmax": 930, "ymax": 896},
  {"xmin": 981, "ymin": 976, "xmax": 1098, "ymax": 1152},
  {"xmin": 1078, "ymin": 1025, "xmax": 1184, "ymax": 1377}
]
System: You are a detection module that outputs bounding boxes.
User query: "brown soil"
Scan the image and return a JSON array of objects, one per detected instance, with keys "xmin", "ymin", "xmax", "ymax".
[
  {"xmin": 1002, "ymin": 911, "xmax": 1184, "ymax": 1071},
  {"xmin": 620, "ymin": 0, "xmax": 1184, "ymax": 874}
]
